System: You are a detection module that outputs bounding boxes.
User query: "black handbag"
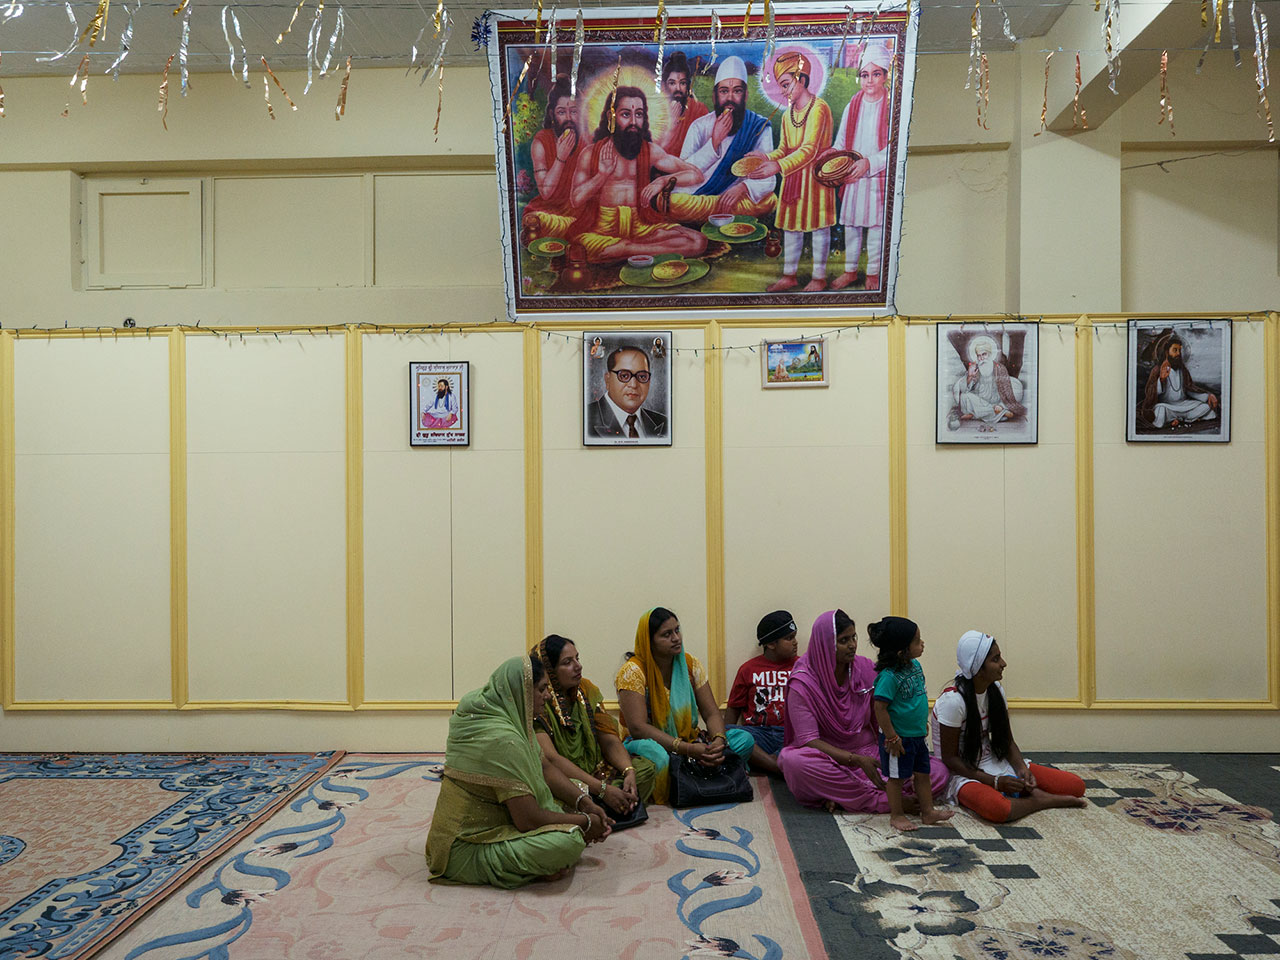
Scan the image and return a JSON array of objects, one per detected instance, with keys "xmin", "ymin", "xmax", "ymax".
[
  {"xmin": 604, "ymin": 797, "xmax": 649, "ymax": 831},
  {"xmin": 669, "ymin": 752, "xmax": 753, "ymax": 808}
]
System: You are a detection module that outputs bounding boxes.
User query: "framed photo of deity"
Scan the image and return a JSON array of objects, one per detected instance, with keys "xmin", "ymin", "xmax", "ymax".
[
  {"xmin": 485, "ymin": 2, "xmax": 919, "ymax": 318},
  {"xmin": 1126, "ymin": 319, "xmax": 1231, "ymax": 443},
  {"xmin": 936, "ymin": 323, "xmax": 1039, "ymax": 445},
  {"xmin": 762, "ymin": 338, "xmax": 828, "ymax": 388},
  {"xmin": 410, "ymin": 361, "xmax": 470, "ymax": 447},
  {"xmin": 582, "ymin": 331, "xmax": 673, "ymax": 446}
]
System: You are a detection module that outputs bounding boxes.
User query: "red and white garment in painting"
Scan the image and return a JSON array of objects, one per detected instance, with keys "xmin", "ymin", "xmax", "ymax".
[{"xmin": 834, "ymin": 44, "xmax": 892, "ymax": 283}]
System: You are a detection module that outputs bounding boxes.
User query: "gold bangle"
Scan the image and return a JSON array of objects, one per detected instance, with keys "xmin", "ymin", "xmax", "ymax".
[
  {"xmin": 623, "ymin": 765, "xmax": 635, "ymax": 773},
  {"xmin": 710, "ymin": 733, "xmax": 727, "ymax": 743}
]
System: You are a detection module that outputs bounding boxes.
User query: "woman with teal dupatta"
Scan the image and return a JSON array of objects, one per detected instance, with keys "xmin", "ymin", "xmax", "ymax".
[
  {"xmin": 426, "ymin": 655, "xmax": 611, "ymax": 888},
  {"xmin": 615, "ymin": 607, "xmax": 758, "ymax": 804}
]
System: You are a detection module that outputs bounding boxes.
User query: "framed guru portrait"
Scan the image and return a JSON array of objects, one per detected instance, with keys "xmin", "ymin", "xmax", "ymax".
[
  {"xmin": 410, "ymin": 361, "xmax": 471, "ymax": 446},
  {"xmin": 936, "ymin": 323, "xmax": 1039, "ymax": 445},
  {"xmin": 1126, "ymin": 319, "xmax": 1231, "ymax": 442},
  {"xmin": 486, "ymin": 2, "xmax": 920, "ymax": 317},
  {"xmin": 582, "ymin": 331, "xmax": 673, "ymax": 446}
]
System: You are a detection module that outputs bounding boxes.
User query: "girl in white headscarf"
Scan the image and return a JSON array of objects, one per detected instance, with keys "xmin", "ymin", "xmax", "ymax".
[{"xmin": 931, "ymin": 631, "xmax": 1088, "ymax": 822}]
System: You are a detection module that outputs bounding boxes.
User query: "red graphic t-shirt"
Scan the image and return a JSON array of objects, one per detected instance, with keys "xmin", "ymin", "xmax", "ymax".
[{"xmin": 727, "ymin": 654, "xmax": 798, "ymax": 728}]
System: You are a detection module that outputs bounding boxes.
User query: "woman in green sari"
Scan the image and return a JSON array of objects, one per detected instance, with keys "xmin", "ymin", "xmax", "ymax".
[
  {"xmin": 532, "ymin": 634, "xmax": 656, "ymax": 816},
  {"xmin": 426, "ymin": 655, "xmax": 611, "ymax": 888}
]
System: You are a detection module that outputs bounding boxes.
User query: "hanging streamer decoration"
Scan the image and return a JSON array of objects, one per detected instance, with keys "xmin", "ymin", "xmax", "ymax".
[
  {"xmin": 1034, "ymin": 49, "xmax": 1053, "ymax": 136},
  {"xmin": 434, "ymin": 62, "xmax": 446, "ymax": 140},
  {"xmin": 276, "ymin": 0, "xmax": 306, "ymax": 43},
  {"xmin": 106, "ymin": 1, "xmax": 137, "ymax": 79},
  {"xmin": 335, "ymin": 54, "xmax": 351, "ymax": 119},
  {"xmin": 547, "ymin": 9, "xmax": 557, "ymax": 80},
  {"xmin": 1202, "ymin": 0, "xmax": 1209, "ymax": 27},
  {"xmin": 1215, "ymin": 0, "xmax": 1225, "ymax": 42},
  {"xmin": 172, "ymin": 0, "xmax": 190, "ymax": 15},
  {"xmin": 1102, "ymin": 0, "xmax": 1119, "ymax": 93},
  {"xmin": 2, "ymin": 0, "xmax": 21, "ymax": 24},
  {"xmin": 765, "ymin": 0, "xmax": 775, "ymax": 56},
  {"xmin": 710, "ymin": 10, "xmax": 722, "ymax": 65},
  {"xmin": 0, "ymin": 53, "xmax": 5, "ymax": 118},
  {"xmin": 1158, "ymin": 49, "xmax": 1175, "ymax": 134},
  {"xmin": 70, "ymin": 52, "xmax": 90, "ymax": 105},
  {"xmin": 570, "ymin": 8, "xmax": 583, "ymax": 95},
  {"xmin": 608, "ymin": 52, "xmax": 621, "ymax": 132},
  {"xmin": 965, "ymin": 0, "xmax": 982, "ymax": 95},
  {"xmin": 320, "ymin": 6, "xmax": 344, "ymax": 75},
  {"xmin": 742, "ymin": 0, "xmax": 752, "ymax": 36},
  {"xmin": 502, "ymin": 53, "xmax": 532, "ymax": 131},
  {"xmin": 178, "ymin": 2, "xmax": 192, "ymax": 96},
  {"xmin": 262, "ymin": 56, "xmax": 298, "ymax": 111},
  {"xmin": 653, "ymin": 6, "xmax": 667, "ymax": 92},
  {"xmin": 470, "ymin": 10, "xmax": 492, "ymax": 50},
  {"xmin": 1228, "ymin": 0, "xmax": 1241, "ymax": 67},
  {"xmin": 303, "ymin": 1, "xmax": 326, "ymax": 93},
  {"xmin": 78, "ymin": 0, "xmax": 110, "ymax": 48},
  {"xmin": 36, "ymin": 3, "xmax": 80, "ymax": 64},
  {"xmin": 263, "ymin": 73, "xmax": 275, "ymax": 118},
  {"xmin": 158, "ymin": 52, "xmax": 175, "ymax": 129},
  {"xmin": 420, "ymin": 6, "xmax": 450, "ymax": 87},
  {"xmin": 992, "ymin": 0, "xmax": 1018, "ymax": 44},
  {"xmin": 1073, "ymin": 51, "xmax": 1087, "ymax": 128},
  {"xmin": 838, "ymin": 6, "xmax": 853, "ymax": 65},
  {"xmin": 1253, "ymin": 1, "xmax": 1274, "ymax": 141},
  {"xmin": 977, "ymin": 52, "xmax": 990, "ymax": 129}
]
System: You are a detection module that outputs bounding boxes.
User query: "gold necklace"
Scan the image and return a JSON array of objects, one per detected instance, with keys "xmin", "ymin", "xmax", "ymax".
[{"xmin": 789, "ymin": 96, "xmax": 815, "ymax": 128}]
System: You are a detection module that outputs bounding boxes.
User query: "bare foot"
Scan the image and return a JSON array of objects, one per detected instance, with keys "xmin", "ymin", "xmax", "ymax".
[
  {"xmin": 922, "ymin": 807, "xmax": 954, "ymax": 824},
  {"xmin": 829, "ymin": 270, "xmax": 860, "ymax": 290},
  {"xmin": 767, "ymin": 274, "xmax": 799, "ymax": 293},
  {"xmin": 823, "ymin": 800, "xmax": 840, "ymax": 814},
  {"xmin": 889, "ymin": 815, "xmax": 917, "ymax": 832},
  {"xmin": 1031, "ymin": 788, "xmax": 1088, "ymax": 809},
  {"xmin": 802, "ymin": 277, "xmax": 828, "ymax": 292}
]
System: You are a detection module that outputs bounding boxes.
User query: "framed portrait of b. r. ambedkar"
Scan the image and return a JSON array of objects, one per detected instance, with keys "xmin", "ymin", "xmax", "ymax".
[
  {"xmin": 582, "ymin": 331, "xmax": 673, "ymax": 446},
  {"xmin": 936, "ymin": 323, "xmax": 1039, "ymax": 445}
]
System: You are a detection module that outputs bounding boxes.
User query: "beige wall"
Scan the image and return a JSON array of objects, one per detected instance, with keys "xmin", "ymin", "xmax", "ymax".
[{"xmin": 0, "ymin": 52, "xmax": 1277, "ymax": 752}]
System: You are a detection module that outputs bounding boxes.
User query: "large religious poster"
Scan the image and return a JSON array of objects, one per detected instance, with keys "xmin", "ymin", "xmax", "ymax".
[{"xmin": 486, "ymin": 2, "xmax": 918, "ymax": 317}]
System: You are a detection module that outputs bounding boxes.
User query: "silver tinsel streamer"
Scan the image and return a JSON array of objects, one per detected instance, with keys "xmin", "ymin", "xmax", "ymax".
[
  {"xmin": 178, "ymin": 2, "xmax": 192, "ymax": 96},
  {"xmin": 965, "ymin": 0, "xmax": 981, "ymax": 91},
  {"xmin": 570, "ymin": 8, "xmax": 583, "ymax": 95},
  {"xmin": 106, "ymin": 1, "xmax": 137, "ymax": 79},
  {"xmin": 710, "ymin": 10, "xmax": 721, "ymax": 65},
  {"xmin": 765, "ymin": 0, "xmax": 775, "ymax": 56},
  {"xmin": 994, "ymin": 0, "xmax": 1018, "ymax": 43},
  {"xmin": 2, "ymin": 0, "xmax": 23, "ymax": 24},
  {"xmin": 1102, "ymin": 0, "xmax": 1120, "ymax": 93},
  {"xmin": 221, "ymin": 5, "xmax": 249, "ymax": 86},
  {"xmin": 859, "ymin": 0, "xmax": 889, "ymax": 40},
  {"xmin": 546, "ymin": 8, "xmax": 557, "ymax": 78},
  {"xmin": 303, "ymin": 2, "xmax": 324, "ymax": 93},
  {"xmin": 1229, "ymin": 0, "xmax": 1241, "ymax": 66},
  {"xmin": 409, "ymin": 23, "xmax": 426, "ymax": 73},
  {"xmin": 838, "ymin": 6, "xmax": 853, "ymax": 66},
  {"xmin": 320, "ymin": 6, "xmax": 343, "ymax": 75},
  {"xmin": 1253, "ymin": 0, "xmax": 1273, "ymax": 140},
  {"xmin": 653, "ymin": 7, "xmax": 667, "ymax": 93},
  {"xmin": 421, "ymin": 7, "xmax": 449, "ymax": 85},
  {"xmin": 36, "ymin": 3, "xmax": 79, "ymax": 63}
]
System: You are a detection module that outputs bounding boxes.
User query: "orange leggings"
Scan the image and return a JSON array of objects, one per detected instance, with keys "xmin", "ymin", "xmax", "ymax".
[{"xmin": 956, "ymin": 763, "xmax": 1086, "ymax": 823}]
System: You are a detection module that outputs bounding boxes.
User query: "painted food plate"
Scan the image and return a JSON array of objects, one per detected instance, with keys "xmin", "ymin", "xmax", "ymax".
[
  {"xmin": 700, "ymin": 216, "xmax": 767, "ymax": 244},
  {"xmin": 730, "ymin": 156, "xmax": 767, "ymax": 177},
  {"xmin": 619, "ymin": 255, "xmax": 711, "ymax": 287},
  {"xmin": 528, "ymin": 237, "xmax": 569, "ymax": 258}
]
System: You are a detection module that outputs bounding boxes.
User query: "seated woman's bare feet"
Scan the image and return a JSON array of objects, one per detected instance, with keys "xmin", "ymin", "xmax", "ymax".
[
  {"xmin": 921, "ymin": 807, "xmax": 954, "ymax": 824},
  {"xmin": 823, "ymin": 799, "xmax": 840, "ymax": 814},
  {"xmin": 889, "ymin": 815, "xmax": 917, "ymax": 832}
]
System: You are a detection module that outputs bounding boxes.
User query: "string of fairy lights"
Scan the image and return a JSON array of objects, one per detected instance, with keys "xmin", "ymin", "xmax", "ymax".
[{"xmin": 2, "ymin": 314, "xmax": 1271, "ymax": 356}]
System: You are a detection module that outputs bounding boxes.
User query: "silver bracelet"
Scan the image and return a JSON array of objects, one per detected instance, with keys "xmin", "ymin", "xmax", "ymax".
[{"xmin": 573, "ymin": 792, "xmax": 587, "ymax": 811}]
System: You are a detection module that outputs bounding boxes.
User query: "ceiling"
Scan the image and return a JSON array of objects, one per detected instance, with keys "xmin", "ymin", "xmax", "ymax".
[{"xmin": 0, "ymin": 0, "xmax": 1071, "ymax": 78}]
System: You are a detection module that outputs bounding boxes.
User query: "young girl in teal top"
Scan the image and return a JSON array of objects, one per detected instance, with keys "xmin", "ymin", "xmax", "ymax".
[{"xmin": 870, "ymin": 616, "xmax": 954, "ymax": 832}]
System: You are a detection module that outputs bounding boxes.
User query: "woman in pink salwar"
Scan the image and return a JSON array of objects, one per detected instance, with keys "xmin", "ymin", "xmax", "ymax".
[{"xmin": 779, "ymin": 609, "xmax": 949, "ymax": 812}]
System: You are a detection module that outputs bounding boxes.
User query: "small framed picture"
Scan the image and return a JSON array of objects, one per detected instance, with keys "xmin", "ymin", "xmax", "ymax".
[
  {"xmin": 763, "ymin": 339, "xmax": 828, "ymax": 389},
  {"xmin": 582, "ymin": 331, "xmax": 672, "ymax": 447},
  {"xmin": 1126, "ymin": 320, "xmax": 1231, "ymax": 442},
  {"xmin": 410, "ymin": 361, "xmax": 470, "ymax": 447},
  {"xmin": 937, "ymin": 323, "xmax": 1039, "ymax": 444}
]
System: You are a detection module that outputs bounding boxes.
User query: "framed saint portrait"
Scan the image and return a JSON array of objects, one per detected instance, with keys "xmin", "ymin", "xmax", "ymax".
[
  {"xmin": 762, "ymin": 338, "xmax": 828, "ymax": 388},
  {"xmin": 410, "ymin": 361, "xmax": 470, "ymax": 447},
  {"xmin": 936, "ymin": 323, "xmax": 1039, "ymax": 445},
  {"xmin": 1126, "ymin": 319, "xmax": 1231, "ymax": 443},
  {"xmin": 582, "ymin": 331, "xmax": 673, "ymax": 446}
]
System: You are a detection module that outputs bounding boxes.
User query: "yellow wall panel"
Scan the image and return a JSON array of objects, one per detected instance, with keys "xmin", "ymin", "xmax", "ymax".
[
  {"xmin": 373, "ymin": 175, "xmax": 506, "ymax": 289},
  {"xmin": 540, "ymin": 331, "xmax": 709, "ymax": 691},
  {"xmin": 12, "ymin": 338, "xmax": 172, "ymax": 701},
  {"xmin": 214, "ymin": 176, "xmax": 365, "ymax": 289},
  {"xmin": 1093, "ymin": 321, "xmax": 1268, "ymax": 701},
  {"xmin": 721, "ymin": 326, "xmax": 891, "ymax": 675},
  {"xmin": 904, "ymin": 324, "xmax": 1079, "ymax": 699},
  {"xmin": 185, "ymin": 336, "xmax": 347, "ymax": 701}
]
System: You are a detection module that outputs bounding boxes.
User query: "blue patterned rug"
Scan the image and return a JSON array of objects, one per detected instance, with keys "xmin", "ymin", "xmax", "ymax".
[{"xmin": 0, "ymin": 751, "xmax": 342, "ymax": 960}]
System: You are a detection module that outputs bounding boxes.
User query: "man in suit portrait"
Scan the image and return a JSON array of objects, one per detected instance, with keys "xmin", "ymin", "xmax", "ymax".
[{"xmin": 587, "ymin": 345, "xmax": 668, "ymax": 440}]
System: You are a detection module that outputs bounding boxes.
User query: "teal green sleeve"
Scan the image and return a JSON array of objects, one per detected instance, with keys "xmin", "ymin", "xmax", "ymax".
[{"xmin": 872, "ymin": 669, "xmax": 895, "ymax": 700}]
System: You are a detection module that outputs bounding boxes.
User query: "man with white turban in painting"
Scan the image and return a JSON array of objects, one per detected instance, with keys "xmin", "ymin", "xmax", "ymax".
[
  {"xmin": 670, "ymin": 55, "xmax": 777, "ymax": 221},
  {"xmin": 831, "ymin": 42, "xmax": 893, "ymax": 292},
  {"xmin": 952, "ymin": 334, "xmax": 1025, "ymax": 424}
]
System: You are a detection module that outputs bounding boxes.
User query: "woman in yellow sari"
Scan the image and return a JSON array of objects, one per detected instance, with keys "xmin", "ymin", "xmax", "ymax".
[
  {"xmin": 532, "ymin": 634, "xmax": 656, "ymax": 815},
  {"xmin": 425, "ymin": 655, "xmax": 610, "ymax": 888}
]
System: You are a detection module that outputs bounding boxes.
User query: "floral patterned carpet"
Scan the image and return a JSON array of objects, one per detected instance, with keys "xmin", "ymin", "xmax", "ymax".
[
  {"xmin": 774, "ymin": 755, "xmax": 1280, "ymax": 960},
  {"xmin": 0, "ymin": 752, "xmax": 342, "ymax": 960}
]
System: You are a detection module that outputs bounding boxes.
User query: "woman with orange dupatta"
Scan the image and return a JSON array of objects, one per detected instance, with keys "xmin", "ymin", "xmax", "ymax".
[{"xmin": 614, "ymin": 607, "xmax": 757, "ymax": 804}]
